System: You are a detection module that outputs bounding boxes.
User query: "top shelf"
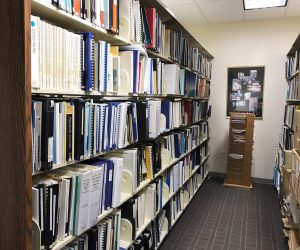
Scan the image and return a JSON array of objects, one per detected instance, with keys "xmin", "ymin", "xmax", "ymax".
[
  {"xmin": 31, "ymin": 0, "xmax": 131, "ymax": 45},
  {"xmin": 31, "ymin": 0, "xmax": 213, "ymax": 59},
  {"xmin": 139, "ymin": 0, "xmax": 213, "ymax": 59},
  {"xmin": 287, "ymin": 34, "xmax": 300, "ymax": 57}
]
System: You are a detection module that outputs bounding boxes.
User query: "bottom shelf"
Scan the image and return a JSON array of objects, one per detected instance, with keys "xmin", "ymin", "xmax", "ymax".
[
  {"xmin": 52, "ymin": 236, "xmax": 75, "ymax": 250},
  {"xmin": 51, "ymin": 208, "xmax": 114, "ymax": 250},
  {"xmin": 119, "ymin": 218, "xmax": 153, "ymax": 249},
  {"xmin": 155, "ymin": 172, "xmax": 208, "ymax": 249}
]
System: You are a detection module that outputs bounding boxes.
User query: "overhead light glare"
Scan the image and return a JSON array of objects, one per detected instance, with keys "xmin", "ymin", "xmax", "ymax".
[{"xmin": 244, "ymin": 0, "xmax": 288, "ymax": 10}]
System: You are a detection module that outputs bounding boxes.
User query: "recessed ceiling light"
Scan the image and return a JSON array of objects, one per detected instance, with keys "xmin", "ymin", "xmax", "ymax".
[{"xmin": 243, "ymin": 0, "xmax": 288, "ymax": 10}]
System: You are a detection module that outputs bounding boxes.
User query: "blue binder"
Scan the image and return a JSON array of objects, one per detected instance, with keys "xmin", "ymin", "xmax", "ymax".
[
  {"xmin": 161, "ymin": 100, "xmax": 170, "ymax": 131},
  {"xmin": 89, "ymin": 158, "xmax": 114, "ymax": 210},
  {"xmin": 81, "ymin": 32, "xmax": 94, "ymax": 91}
]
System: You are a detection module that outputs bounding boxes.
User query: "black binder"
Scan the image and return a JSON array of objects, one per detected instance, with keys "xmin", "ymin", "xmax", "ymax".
[
  {"xmin": 143, "ymin": 230, "xmax": 153, "ymax": 250},
  {"xmin": 41, "ymin": 99, "xmax": 54, "ymax": 171},
  {"xmin": 87, "ymin": 227, "xmax": 99, "ymax": 250},
  {"xmin": 133, "ymin": 236, "xmax": 144, "ymax": 250},
  {"xmin": 74, "ymin": 99, "xmax": 85, "ymax": 160},
  {"xmin": 135, "ymin": 101, "xmax": 147, "ymax": 141},
  {"xmin": 120, "ymin": 198, "xmax": 137, "ymax": 240}
]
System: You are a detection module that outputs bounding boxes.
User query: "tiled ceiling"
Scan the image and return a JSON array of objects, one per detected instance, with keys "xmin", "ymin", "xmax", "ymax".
[{"xmin": 160, "ymin": 0, "xmax": 300, "ymax": 25}]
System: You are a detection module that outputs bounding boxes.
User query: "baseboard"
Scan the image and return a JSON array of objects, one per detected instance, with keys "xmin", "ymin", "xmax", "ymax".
[
  {"xmin": 209, "ymin": 172, "xmax": 225, "ymax": 179},
  {"xmin": 208, "ymin": 172, "xmax": 273, "ymax": 185},
  {"xmin": 251, "ymin": 177, "xmax": 273, "ymax": 185}
]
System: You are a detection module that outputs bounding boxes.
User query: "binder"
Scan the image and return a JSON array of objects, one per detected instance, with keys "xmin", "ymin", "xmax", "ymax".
[
  {"xmin": 102, "ymin": 157, "xmax": 123, "ymax": 208},
  {"xmin": 74, "ymin": 100, "xmax": 85, "ymax": 160},
  {"xmin": 66, "ymin": 166, "xmax": 93, "ymax": 235},
  {"xmin": 77, "ymin": 164, "xmax": 104, "ymax": 228},
  {"xmin": 161, "ymin": 100, "xmax": 171, "ymax": 131},
  {"xmin": 33, "ymin": 100, "xmax": 42, "ymax": 171},
  {"xmin": 41, "ymin": 99, "xmax": 54, "ymax": 171},
  {"xmin": 119, "ymin": 50, "xmax": 134, "ymax": 94},
  {"xmin": 185, "ymin": 71, "xmax": 197, "ymax": 97},
  {"xmin": 119, "ymin": 0, "xmax": 133, "ymax": 40},
  {"xmin": 103, "ymin": 0, "xmax": 110, "ymax": 30},
  {"xmin": 140, "ymin": 7, "xmax": 151, "ymax": 46},
  {"xmin": 90, "ymin": 159, "xmax": 114, "ymax": 210},
  {"xmin": 129, "ymin": 102, "xmax": 138, "ymax": 142},
  {"xmin": 135, "ymin": 101, "xmax": 147, "ymax": 141},
  {"xmin": 31, "ymin": 16, "xmax": 40, "ymax": 89},
  {"xmin": 133, "ymin": 236, "xmax": 144, "ymax": 249},
  {"xmin": 81, "ymin": 32, "xmax": 94, "ymax": 91},
  {"xmin": 91, "ymin": 0, "xmax": 96, "ymax": 24},
  {"xmin": 87, "ymin": 227, "xmax": 99, "ymax": 250},
  {"xmin": 144, "ymin": 145, "xmax": 153, "ymax": 179},
  {"xmin": 153, "ymin": 141, "xmax": 161, "ymax": 174},
  {"xmin": 64, "ymin": 102, "xmax": 75, "ymax": 163},
  {"xmin": 145, "ymin": 8, "xmax": 156, "ymax": 49},
  {"xmin": 142, "ymin": 230, "xmax": 153, "ymax": 250},
  {"xmin": 120, "ymin": 198, "xmax": 137, "ymax": 240},
  {"xmin": 109, "ymin": 102, "xmax": 118, "ymax": 150}
]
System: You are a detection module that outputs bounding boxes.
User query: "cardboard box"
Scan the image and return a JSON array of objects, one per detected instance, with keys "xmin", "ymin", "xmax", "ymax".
[
  {"xmin": 290, "ymin": 191, "xmax": 300, "ymax": 225},
  {"xmin": 282, "ymin": 167, "xmax": 291, "ymax": 197},
  {"xmin": 285, "ymin": 149, "xmax": 293, "ymax": 169}
]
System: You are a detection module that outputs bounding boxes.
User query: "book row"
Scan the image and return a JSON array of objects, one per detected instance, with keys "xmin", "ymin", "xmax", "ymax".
[
  {"xmin": 280, "ymin": 125, "xmax": 294, "ymax": 150},
  {"xmin": 284, "ymin": 105, "xmax": 296, "ymax": 129},
  {"xmin": 60, "ymin": 163, "xmax": 207, "ymax": 250},
  {"xmin": 120, "ymin": 149, "xmax": 208, "ymax": 242},
  {"xmin": 286, "ymin": 49, "xmax": 299, "ymax": 79},
  {"xmin": 286, "ymin": 76, "xmax": 300, "ymax": 100},
  {"xmin": 35, "ymin": 1, "xmax": 212, "ymax": 78},
  {"xmin": 32, "ymin": 144, "xmax": 208, "ymax": 249},
  {"xmin": 31, "ymin": 97, "xmax": 210, "ymax": 172},
  {"xmin": 31, "ymin": 16, "xmax": 211, "ymax": 95},
  {"xmin": 62, "ymin": 211, "xmax": 122, "ymax": 250},
  {"xmin": 281, "ymin": 106, "xmax": 300, "ymax": 152}
]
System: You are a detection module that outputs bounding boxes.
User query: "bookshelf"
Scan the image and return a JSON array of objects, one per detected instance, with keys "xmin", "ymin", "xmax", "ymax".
[
  {"xmin": 0, "ymin": 0, "xmax": 213, "ymax": 249},
  {"xmin": 273, "ymin": 34, "xmax": 300, "ymax": 245}
]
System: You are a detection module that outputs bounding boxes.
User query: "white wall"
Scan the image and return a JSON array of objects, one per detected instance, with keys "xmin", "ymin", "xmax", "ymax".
[{"xmin": 189, "ymin": 18, "xmax": 300, "ymax": 179}]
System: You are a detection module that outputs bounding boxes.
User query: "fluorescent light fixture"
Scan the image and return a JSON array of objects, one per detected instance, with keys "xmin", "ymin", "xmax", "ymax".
[{"xmin": 244, "ymin": 0, "xmax": 288, "ymax": 10}]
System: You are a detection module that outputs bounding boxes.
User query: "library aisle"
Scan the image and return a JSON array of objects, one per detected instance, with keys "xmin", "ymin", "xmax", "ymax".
[{"xmin": 159, "ymin": 177, "xmax": 287, "ymax": 250}]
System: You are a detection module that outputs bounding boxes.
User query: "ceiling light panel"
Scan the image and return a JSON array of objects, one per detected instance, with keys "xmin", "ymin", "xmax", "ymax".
[{"xmin": 244, "ymin": 0, "xmax": 287, "ymax": 10}]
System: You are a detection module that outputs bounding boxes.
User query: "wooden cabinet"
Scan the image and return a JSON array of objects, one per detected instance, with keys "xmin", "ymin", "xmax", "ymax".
[{"xmin": 224, "ymin": 113, "xmax": 254, "ymax": 189}]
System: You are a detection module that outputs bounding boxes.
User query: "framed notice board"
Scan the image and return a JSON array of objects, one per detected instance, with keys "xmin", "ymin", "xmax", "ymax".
[{"xmin": 227, "ymin": 66, "xmax": 265, "ymax": 119}]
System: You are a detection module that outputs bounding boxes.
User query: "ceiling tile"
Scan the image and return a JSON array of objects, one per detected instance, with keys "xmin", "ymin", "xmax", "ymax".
[
  {"xmin": 205, "ymin": 11, "xmax": 244, "ymax": 23},
  {"xmin": 245, "ymin": 8, "xmax": 286, "ymax": 20},
  {"xmin": 160, "ymin": 0, "xmax": 194, "ymax": 6},
  {"xmin": 288, "ymin": 0, "xmax": 300, "ymax": 6},
  {"xmin": 286, "ymin": 5, "xmax": 300, "ymax": 16},
  {"xmin": 167, "ymin": 3, "xmax": 208, "ymax": 25},
  {"xmin": 195, "ymin": 0, "xmax": 243, "ymax": 13}
]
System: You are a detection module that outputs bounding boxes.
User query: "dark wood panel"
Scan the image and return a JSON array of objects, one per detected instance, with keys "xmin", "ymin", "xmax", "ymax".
[{"xmin": 0, "ymin": 0, "xmax": 32, "ymax": 249}]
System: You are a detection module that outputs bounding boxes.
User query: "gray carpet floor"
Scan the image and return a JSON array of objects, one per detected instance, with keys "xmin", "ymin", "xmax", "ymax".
[{"xmin": 159, "ymin": 177, "xmax": 288, "ymax": 250}]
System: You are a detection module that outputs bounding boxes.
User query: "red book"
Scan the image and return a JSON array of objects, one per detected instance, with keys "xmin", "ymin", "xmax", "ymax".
[
  {"xmin": 183, "ymin": 100, "xmax": 192, "ymax": 125},
  {"xmin": 110, "ymin": 0, "xmax": 118, "ymax": 33},
  {"xmin": 198, "ymin": 78, "xmax": 206, "ymax": 97},
  {"xmin": 74, "ymin": 0, "xmax": 81, "ymax": 17},
  {"xmin": 145, "ymin": 8, "xmax": 156, "ymax": 49},
  {"xmin": 100, "ymin": 0, "xmax": 105, "ymax": 28}
]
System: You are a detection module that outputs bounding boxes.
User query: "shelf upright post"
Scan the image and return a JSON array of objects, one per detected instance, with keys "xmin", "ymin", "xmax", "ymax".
[{"xmin": 0, "ymin": 0, "xmax": 32, "ymax": 249}]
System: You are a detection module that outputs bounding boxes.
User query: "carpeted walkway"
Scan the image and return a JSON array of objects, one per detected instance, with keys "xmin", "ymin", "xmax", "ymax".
[{"xmin": 159, "ymin": 177, "xmax": 287, "ymax": 250}]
